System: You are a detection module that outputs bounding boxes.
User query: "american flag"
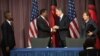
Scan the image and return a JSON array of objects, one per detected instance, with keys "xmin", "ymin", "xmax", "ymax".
[
  {"xmin": 28, "ymin": 0, "xmax": 39, "ymax": 48},
  {"xmin": 68, "ymin": 0, "xmax": 80, "ymax": 38}
]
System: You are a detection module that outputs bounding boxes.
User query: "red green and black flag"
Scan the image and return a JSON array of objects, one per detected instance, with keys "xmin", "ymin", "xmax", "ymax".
[
  {"xmin": 88, "ymin": 0, "xmax": 98, "ymax": 25},
  {"xmin": 48, "ymin": 0, "xmax": 59, "ymax": 47},
  {"xmin": 88, "ymin": 0, "xmax": 100, "ymax": 49}
]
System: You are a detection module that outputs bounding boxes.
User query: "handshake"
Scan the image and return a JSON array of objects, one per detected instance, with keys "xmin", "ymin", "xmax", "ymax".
[{"xmin": 51, "ymin": 25, "xmax": 59, "ymax": 32}]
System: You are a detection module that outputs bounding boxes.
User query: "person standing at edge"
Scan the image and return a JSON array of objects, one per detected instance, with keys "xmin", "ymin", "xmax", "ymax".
[
  {"xmin": 1, "ymin": 11, "xmax": 15, "ymax": 56},
  {"xmin": 79, "ymin": 11, "xmax": 98, "ymax": 56}
]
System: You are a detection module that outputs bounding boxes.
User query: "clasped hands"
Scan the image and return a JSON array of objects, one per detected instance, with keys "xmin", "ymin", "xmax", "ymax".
[
  {"xmin": 51, "ymin": 25, "xmax": 59, "ymax": 32},
  {"xmin": 87, "ymin": 31, "xmax": 93, "ymax": 36}
]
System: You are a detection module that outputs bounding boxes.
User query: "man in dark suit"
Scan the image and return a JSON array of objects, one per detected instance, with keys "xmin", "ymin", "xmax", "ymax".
[
  {"xmin": 79, "ymin": 12, "xmax": 98, "ymax": 56},
  {"xmin": 37, "ymin": 9, "xmax": 55, "ymax": 48},
  {"xmin": 1, "ymin": 11, "xmax": 15, "ymax": 56},
  {"xmin": 53, "ymin": 7, "xmax": 70, "ymax": 48}
]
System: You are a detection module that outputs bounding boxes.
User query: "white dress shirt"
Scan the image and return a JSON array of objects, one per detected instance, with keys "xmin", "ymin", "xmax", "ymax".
[
  {"xmin": 40, "ymin": 15, "xmax": 49, "ymax": 26},
  {"xmin": 6, "ymin": 20, "xmax": 12, "ymax": 25},
  {"xmin": 59, "ymin": 14, "xmax": 64, "ymax": 21}
]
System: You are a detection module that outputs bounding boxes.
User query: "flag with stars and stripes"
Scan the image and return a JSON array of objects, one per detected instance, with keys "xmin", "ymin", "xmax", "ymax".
[
  {"xmin": 68, "ymin": 0, "xmax": 80, "ymax": 38},
  {"xmin": 28, "ymin": 0, "xmax": 39, "ymax": 48}
]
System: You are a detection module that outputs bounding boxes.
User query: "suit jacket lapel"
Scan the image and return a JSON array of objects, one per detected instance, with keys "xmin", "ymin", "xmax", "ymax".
[
  {"xmin": 40, "ymin": 16, "xmax": 49, "ymax": 26},
  {"xmin": 6, "ymin": 21, "xmax": 13, "ymax": 30},
  {"xmin": 59, "ymin": 15, "xmax": 64, "ymax": 23}
]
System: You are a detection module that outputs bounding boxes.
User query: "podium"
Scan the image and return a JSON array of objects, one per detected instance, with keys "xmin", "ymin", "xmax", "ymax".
[
  {"xmin": 32, "ymin": 37, "xmax": 50, "ymax": 48},
  {"xmin": 31, "ymin": 38, "xmax": 85, "ymax": 48}
]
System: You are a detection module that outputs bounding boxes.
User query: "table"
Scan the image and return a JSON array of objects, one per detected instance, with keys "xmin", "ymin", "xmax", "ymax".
[{"xmin": 11, "ymin": 48, "xmax": 83, "ymax": 56}]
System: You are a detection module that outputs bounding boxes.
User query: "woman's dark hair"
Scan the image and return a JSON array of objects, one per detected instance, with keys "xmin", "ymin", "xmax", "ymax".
[{"xmin": 40, "ymin": 9, "xmax": 47, "ymax": 15}]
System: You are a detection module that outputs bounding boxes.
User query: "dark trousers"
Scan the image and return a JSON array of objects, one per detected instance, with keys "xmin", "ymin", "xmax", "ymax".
[
  {"xmin": 79, "ymin": 49, "xmax": 97, "ymax": 56},
  {"xmin": 2, "ymin": 48, "xmax": 10, "ymax": 56},
  {"xmin": 47, "ymin": 37, "xmax": 67, "ymax": 47},
  {"xmin": 48, "ymin": 37, "xmax": 52, "ymax": 47},
  {"xmin": 1, "ymin": 46, "xmax": 14, "ymax": 56},
  {"xmin": 58, "ymin": 36, "xmax": 66, "ymax": 47},
  {"xmin": 59, "ymin": 39, "xmax": 66, "ymax": 47}
]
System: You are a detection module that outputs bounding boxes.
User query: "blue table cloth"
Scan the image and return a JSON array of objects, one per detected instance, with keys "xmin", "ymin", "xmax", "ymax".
[{"xmin": 11, "ymin": 48, "xmax": 83, "ymax": 56}]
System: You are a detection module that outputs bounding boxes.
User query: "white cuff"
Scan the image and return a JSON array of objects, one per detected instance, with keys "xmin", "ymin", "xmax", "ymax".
[{"xmin": 51, "ymin": 28, "xmax": 53, "ymax": 32}]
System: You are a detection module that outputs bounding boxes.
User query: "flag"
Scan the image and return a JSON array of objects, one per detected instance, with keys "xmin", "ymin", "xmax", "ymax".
[
  {"xmin": 48, "ymin": 0, "xmax": 58, "ymax": 47},
  {"xmin": 88, "ymin": 0, "xmax": 98, "ymax": 25},
  {"xmin": 68, "ymin": 0, "xmax": 80, "ymax": 38},
  {"xmin": 88, "ymin": 0, "xmax": 100, "ymax": 49},
  {"xmin": 28, "ymin": 0, "xmax": 39, "ymax": 48}
]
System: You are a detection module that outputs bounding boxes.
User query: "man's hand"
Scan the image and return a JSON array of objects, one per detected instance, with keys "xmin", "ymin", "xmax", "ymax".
[
  {"xmin": 6, "ymin": 47, "xmax": 10, "ymax": 52},
  {"xmin": 53, "ymin": 25, "xmax": 59, "ymax": 29},
  {"xmin": 51, "ymin": 25, "xmax": 59, "ymax": 32},
  {"xmin": 88, "ymin": 31, "xmax": 93, "ymax": 36},
  {"xmin": 51, "ymin": 28, "xmax": 56, "ymax": 32}
]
